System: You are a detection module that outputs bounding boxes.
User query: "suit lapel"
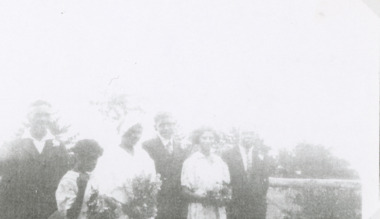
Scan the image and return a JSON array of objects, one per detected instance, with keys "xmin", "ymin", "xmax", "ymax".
[
  {"xmin": 22, "ymin": 139, "xmax": 55, "ymax": 160},
  {"xmin": 172, "ymin": 140, "xmax": 183, "ymax": 156},
  {"xmin": 155, "ymin": 137, "xmax": 168, "ymax": 158},
  {"xmin": 251, "ymin": 151, "xmax": 265, "ymax": 174},
  {"xmin": 41, "ymin": 140, "xmax": 53, "ymax": 156},
  {"xmin": 159, "ymin": 137, "xmax": 179, "ymax": 157},
  {"xmin": 21, "ymin": 139, "xmax": 40, "ymax": 158},
  {"xmin": 232, "ymin": 147, "xmax": 247, "ymax": 177}
]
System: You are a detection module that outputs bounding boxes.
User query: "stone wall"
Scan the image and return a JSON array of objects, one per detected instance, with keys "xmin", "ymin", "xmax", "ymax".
[{"xmin": 266, "ymin": 177, "xmax": 361, "ymax": 219}]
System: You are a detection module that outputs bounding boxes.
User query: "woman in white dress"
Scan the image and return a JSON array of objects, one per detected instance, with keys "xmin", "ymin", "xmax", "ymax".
[
  {"xmin": 181, "ymin": 127, "xmax": 230, "ymax": 219},
  {"xmin": 93, "ymin": 119, "xmax": 156, "ymax": 218}
]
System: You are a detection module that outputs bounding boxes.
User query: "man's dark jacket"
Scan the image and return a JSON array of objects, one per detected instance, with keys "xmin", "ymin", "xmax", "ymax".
[
  {"xmin": 143, "ymin": 137, "xmax": 189, "ymax": 219},
  {"xmin": 0, "ymin": 138, "xmax": 70, "ymax": 219},
  {"xmin": 223, "ymin": 146, "xmax": 271, "ymax": 219}
]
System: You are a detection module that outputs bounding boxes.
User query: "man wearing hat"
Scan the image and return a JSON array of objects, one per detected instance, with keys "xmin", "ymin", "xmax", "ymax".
[{"xmin": 0, "ymin": 100, "xmax": 70, "ymax": 219}]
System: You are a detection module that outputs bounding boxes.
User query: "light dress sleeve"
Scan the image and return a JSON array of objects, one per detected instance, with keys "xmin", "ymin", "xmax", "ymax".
[
  {"xmin": 181, "ymin": 157, "xmax": 194, "ymax": 189},
  {"xmin": 55, "ymin": 172, "xmax": 78, "ymax": 217},
  {"xmin": 140, "ymin": 149, "xmax": 156, "ymax": 180},
  {"xmin": 221, "ymin": 159, "xmax": 230, "ymax": 184}
]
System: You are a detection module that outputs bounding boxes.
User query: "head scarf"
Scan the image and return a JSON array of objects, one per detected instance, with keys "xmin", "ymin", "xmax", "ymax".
[{"xmin": 116, "ymin": 114, "xmax": 144, "ymax": 137}]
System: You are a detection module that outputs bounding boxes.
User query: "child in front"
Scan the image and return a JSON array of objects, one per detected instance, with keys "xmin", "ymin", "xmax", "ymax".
[{"xmin": 55, "ymin": 139, "xmax": 103, "ymax": 219}]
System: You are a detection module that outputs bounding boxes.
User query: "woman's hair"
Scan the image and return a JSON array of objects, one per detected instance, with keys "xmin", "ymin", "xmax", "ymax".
[
  {"xmin": 71, "ymin": 139, "xmax": 103, "ymax": 160},
  {"xmin": 190, "ymin": 126, "xmax": 220, "ymax": 145}
]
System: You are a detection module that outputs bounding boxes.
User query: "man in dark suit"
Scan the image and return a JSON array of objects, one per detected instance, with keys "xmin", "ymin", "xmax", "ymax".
[
  {"xmin": 0, "ymin": 101, "xmax": 70, "ymax": 219},
  {"xmin": 223, "ymin": 129, "xmax": 272, "ymax": 219},
  {"xmin": 143, "ymin": 112, "xmax": 189, "ymax": 219}
]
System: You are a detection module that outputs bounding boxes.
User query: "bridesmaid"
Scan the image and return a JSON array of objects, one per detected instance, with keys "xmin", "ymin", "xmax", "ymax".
[
  {"xmin": 181, "ymin": 127, "xmax": 230, "ymax": 219},
  {"xmin": 93, "ymin": 117, "xmax": 157, "ymax": 218}
]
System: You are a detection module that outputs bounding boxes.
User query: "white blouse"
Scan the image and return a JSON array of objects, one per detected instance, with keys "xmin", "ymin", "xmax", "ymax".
[
  {"xmin": 93, "ymin": 145, "xmax": 156, "ymax": 204},
  {"xmin": 181, "ymin": 152, "xmax": 230, "ymax": 219}
]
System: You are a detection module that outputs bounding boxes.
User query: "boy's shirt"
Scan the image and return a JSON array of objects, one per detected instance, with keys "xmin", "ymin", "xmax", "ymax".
[{"xmin": 56, "ymin": 170, "xmax": 98, "ymax": 219}]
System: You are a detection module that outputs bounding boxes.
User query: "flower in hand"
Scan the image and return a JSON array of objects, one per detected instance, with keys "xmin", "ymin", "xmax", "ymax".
[
  {"xmin": 204, "ymin": 183, "xmax": 232, "ymax": 207},
  {"xmin": 87, "ymin": 188, "xmax": 120, "ymax": 219}
]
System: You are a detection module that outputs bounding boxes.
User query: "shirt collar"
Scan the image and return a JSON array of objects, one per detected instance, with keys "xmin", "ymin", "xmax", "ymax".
[
  {"xmin": 193, "ymin": 151, "xmax": 217, "ymax": 162},
  {"xmin": 22, "ymin": 128, "xmax": 54, "ymax": 142},
  {"xmin": 157, "ymin": 134, "xmax": 173, "ymax": 146},
  {"xmin": 239, "ymin": 145, "xmax": 252, "ymax": 154},
  {"xmin": 239, "ymin": 145, "xmax": 264, "ymax": 160}
]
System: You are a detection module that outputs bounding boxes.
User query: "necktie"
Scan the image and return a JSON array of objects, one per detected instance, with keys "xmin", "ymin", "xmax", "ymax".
[{"xmin": 166, "ymin": 142, "xmax": 173, "ymax": 154}]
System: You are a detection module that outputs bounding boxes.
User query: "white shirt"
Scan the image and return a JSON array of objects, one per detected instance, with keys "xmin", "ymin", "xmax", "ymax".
[
  {"xmin": 22, "ymin": 129, "xmax": 54, "ymax": 153},
  {"xmin": 56, "ymin": 170, "xmax": 99, "ymax": 219},
  {"xmin": 158, "ymin": 134, "xmax": 173, "ymax": 154},
  {"xmin": 239, "ymin": 146, "xmax": 253, "ymax": 172}
]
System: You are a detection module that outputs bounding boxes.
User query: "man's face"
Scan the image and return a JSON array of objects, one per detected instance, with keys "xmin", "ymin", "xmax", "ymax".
[
  {"xmin": 79, "ymin": 156, "xmax": 99, "ymax": 172},
  {"xmin": 155, "ymin": 117, "xmax": 176, "ymax": 139},
  {"xmin": 29, "ymin": 108, "xmax": 52, "ymax": 137},
  {"xmin": 30, "ymin": 111, "xmax": 51, "ymax": 127},
  {"xmin": 240, "ymin": 131, "xmax": 256, "ymax": 149},
  {"xmin": 121, "ymin": 124, "xmax": 143, "ymax": 148}
]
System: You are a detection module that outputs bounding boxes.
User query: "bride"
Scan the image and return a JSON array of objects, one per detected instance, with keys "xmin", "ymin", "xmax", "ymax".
[{"xmin": 93, "ymin": 118, "xmax": 157, "ymax": 218}]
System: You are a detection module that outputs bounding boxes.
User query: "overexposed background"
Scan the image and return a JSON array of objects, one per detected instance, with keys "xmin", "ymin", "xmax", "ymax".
[{"xmin": 0, "ymin": 0, "xmax": 378, "ymax": 217}]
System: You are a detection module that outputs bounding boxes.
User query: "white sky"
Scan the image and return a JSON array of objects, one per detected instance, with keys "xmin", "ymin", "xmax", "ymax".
[{"xmin": 0, "ymin": 0, "xmax": 379, "ymax": 215}]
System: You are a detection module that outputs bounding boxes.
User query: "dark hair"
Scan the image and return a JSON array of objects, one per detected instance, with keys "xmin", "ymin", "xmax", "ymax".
[
  {"xmin": 154, "ymin": 112, "xmax": 175, "ymax": 125},
  {"xmin": 190, "ymin": 126, "xmax": 220, "ymax": 145},
  {"xmin": 71, "ymin": 139, "xmax": 103, "ymax": 160}
]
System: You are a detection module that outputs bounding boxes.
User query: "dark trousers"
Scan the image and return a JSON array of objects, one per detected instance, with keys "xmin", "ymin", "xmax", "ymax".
[
  {"xmin": 156, "ymin": 194, "xmax": 187, "ymax": 219},
  {"xmin": 227, "ymin": 198, "xmax": 267, "ymax": 219}
]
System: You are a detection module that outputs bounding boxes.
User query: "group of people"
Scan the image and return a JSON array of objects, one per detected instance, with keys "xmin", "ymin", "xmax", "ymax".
[{"xmin": 0, "ymin": 100, "xmax": 272, "ymax": 219}]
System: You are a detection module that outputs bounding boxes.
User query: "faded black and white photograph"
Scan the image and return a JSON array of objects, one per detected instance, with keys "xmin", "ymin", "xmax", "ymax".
[{"xmin": 0, "ymin": 0, "xmax": 379, "ymax": 219}]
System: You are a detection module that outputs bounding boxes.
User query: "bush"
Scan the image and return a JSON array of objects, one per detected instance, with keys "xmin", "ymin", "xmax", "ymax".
[
  {"xmin": 276, "ymin": 143, "xmax": 359, "ymax": 179},
  {"xmin": 283, "ymin": 182, "xmax": 361, "ymax": 219}
]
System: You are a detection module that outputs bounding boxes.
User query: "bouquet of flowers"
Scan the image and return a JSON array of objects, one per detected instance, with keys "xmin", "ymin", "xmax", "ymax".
[
  {"xmin": 205, "ymin": 183, "xmax": 232, "ymax": 207},
  {"xmin": 87, "ymin": 188, "xmax": 121, "ymax": 219},
  {"xmin": 122, "ymin": 174, "xmax": 162, "ymax": 219}
]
